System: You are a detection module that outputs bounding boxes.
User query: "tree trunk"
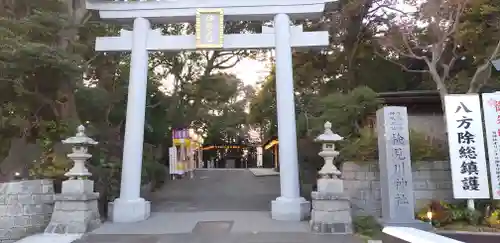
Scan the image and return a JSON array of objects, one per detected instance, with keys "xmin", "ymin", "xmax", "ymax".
[
  {"xmin": 0, "ymin": 138, "xmax": 42, "ymax": 181},
  {"xmin": 57, "ymin": 81, "xmax": 80, "ymax": 127},
  {"xmin": 54, "ymin": 0, "xmax": 90, "ymax": 126}
]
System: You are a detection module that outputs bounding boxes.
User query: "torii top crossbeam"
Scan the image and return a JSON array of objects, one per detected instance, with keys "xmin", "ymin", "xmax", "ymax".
[{"xmin": 86, "ymin": 0, "xmax": 330, "ymax": 23}]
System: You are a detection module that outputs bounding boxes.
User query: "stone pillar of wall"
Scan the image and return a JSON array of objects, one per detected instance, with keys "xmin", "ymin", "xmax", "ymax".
[
  {"xmin": 0, "ymin": 180, "xmax": 55, "ymax": 243},
  {"xmin": 341, "ymin": 161, "xmax": 453, "ymax": 217}
]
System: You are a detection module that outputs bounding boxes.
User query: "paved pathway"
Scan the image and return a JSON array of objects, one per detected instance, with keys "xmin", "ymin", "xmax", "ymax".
[
  {"xmin": 73, "ymin": 232, "xmax": 361, "ymax": 243},
  {"xmin": 70, "ymin": 169, "xmax": 362, "ymax": 243},
  {"xmin": 91, "ymin": 211, "xmax": 310, "ymax": 234},
  {"xmin": 151, "ymin": 169, "xmax": 281, "ymax": 212}
]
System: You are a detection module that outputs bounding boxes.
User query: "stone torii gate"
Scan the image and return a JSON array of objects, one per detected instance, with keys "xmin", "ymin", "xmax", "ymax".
[{"xmin": 86, "ymin": 0, "xmax": 330, "ymax": 223}]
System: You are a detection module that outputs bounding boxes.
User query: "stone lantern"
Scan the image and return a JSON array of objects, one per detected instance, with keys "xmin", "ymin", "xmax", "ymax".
[
  {"xmin": 310, "ymin": 121, "xmax": 353, "ymax": 234},
  {"xmin": 315, "ymin": 121, "xmax": 343, "ymax": 179},
  {"xmin": 62, "ymin": 125, "xmax": 98, "ymax": 179},
  {"xmin": 45, "ymin": 125, "xmax": 101, "ymax": 234}
]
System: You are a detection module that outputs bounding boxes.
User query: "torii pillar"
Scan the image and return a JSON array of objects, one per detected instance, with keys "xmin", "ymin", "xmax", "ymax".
[{"xmin": 87, "ymin": 0, "xmax": 330, "ymax": 223}]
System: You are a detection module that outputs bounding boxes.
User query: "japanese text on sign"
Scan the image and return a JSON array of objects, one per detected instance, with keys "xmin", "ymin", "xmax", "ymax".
[
  {"xmin": 196, "ymin": 9, "xmax": 224, "ymax": 48},
  {"xmin": 444, "ymin": 94, "xmax": 490, "ymax": 199},
  {"xmin": 389, "ymin": 111, "xmax": 410, "ymax": 207},
  {"xmin": 376, "ymin": 106, "xmax": 416, "ymax": 222},
  {"xmin": 205, "ymin": 14, "xmax": 214, "ymax": 42},
  {"xmin": 481, "ymin": 93, "xmax": 500, "ymax": 199},
  {"xmin": 454, "ymin": 105, "xmax": 480, "ymax": 191}
]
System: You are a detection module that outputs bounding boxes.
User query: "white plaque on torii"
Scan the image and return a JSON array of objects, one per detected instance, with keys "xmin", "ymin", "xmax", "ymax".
[{"xmin": 195, "ymin": 9, "xmax": 224, "ymax": 49}]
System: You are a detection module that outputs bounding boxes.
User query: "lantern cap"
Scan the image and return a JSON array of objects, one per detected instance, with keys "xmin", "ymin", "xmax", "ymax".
[
  {"xmin": 62, "ymin": 125, "xmax": 98, "ymax": 145},
  {"xmin": 315, "ymin": 121, "xmax": 343, "ymax": 142}
]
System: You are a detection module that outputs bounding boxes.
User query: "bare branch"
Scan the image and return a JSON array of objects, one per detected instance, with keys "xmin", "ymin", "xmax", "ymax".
[
  {"xmin": 147, "ymin": 101, "xmax": 162, "ymax": 108},
  {"xmin": 374, "ymin": 50, "xmax": 429, "ymax": 73},
  {"xmin": 446, "ymin": 2, "xmax": 465, "ymax": 37},
  {"xmin": 369, "ymin": 3, "xmax": 409, "ymax": 15},
  {"xmin": 432, "ymin": 1, "xmax": 466, "ymax": 65},
  {"xmin": 468, "ymin": 40, "xmax": 500, "ymax": 93},
  {"xmin": 379, "ymin": 36, "xmax": 423, "ymax": 60},
  {"xmin": 400, "ymin": 31, "xmax": 426, "ymax": 60},
  {"xmin": 441, "ymin": 56, "xmax": 457, "ymax": 81},
  {"xmin": 214, "ymin": 54, "xmax": 237, "ymax": 68}
]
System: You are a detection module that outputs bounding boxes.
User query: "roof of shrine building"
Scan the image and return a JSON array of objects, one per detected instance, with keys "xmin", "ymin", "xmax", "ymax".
[
  {"xmin": 377, "ymin": 90, "xmax": 442, "ymax": 113},
  {"xmin": 379, "ymin": 87, "xmax": 500, "ymax": 106},
  {"xmin": 378, "ymin": 90, "xmax": 441, "ymax": 104},
  {"xmin": 85, "ymin": 0, "xmax": 334, "ymax": 23}
]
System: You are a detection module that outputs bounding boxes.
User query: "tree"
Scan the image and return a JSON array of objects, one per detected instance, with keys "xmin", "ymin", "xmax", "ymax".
[
  {"xmin": 0, "ymin": 0, "xmax": 90, "ymax": 179},
  {"xmin": 303, "ymin": 0, "xmax": 433, "ymax": 92},
  {"xmin": 377, "ymin": 0, "xmax": 500, "ymax": 104},
  {"xmin": 0, "ymin": 0, "xmax": 256, "ymax": 185}
]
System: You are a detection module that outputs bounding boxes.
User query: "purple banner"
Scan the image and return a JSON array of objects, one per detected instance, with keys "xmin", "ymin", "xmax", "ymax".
[{"xmin": 173, "ymin": 129, "xmax": 189, "ymax": 139}]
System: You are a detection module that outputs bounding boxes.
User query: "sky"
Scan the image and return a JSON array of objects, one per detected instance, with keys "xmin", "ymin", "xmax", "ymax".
[
  {"xmin": 226, "ymin": 58, "xmax": 270, "ymax": 87},
  {"xmin": 158, "ymin": 55, "xmax": 270, "ymax": 93}
]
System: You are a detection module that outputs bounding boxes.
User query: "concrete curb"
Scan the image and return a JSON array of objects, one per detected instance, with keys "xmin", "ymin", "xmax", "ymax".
[
  {"xmin": 436, "ymin": 230, "xmax": 500, "ymax": 236},
  {"xmin": 248, "ymin": 168, "xmax": 280, "ymax": 177},
  {"xmin": 14, "ymin": 233, "xmax": 82, "ymax": 243}
]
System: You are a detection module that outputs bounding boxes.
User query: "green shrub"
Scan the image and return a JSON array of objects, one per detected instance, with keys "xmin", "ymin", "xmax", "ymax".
[
  {"xmin": 416, "ymin": 200, "xmax": 453, "ymax": 226},
  {"xmin": 353, "ymin": 215, "xmax": 382, "ymax": 237},
  {"xmin": 29, "ymin": 121, "xmax": 72, "ymax": 180},
  {"xmin": 486, "ymin": 209, "xmax": 500, "ymax": 228},
  {"xmin": 339, "ymin": 127, "xmax": 378, "ymax": 161},
  {"xmin": 142, "ymin": 157, "xmax": 167, "ymax": 189},
  {"xmin": 465, "ymin": 209, "xmax": 483, "ymax": 225},
  {"xmin": 91, "ymin": 152, "xmax": 122, "ymax": 202},
  {"xmin": 306, "ymin": 86, "xmax": 381, "ymax": 137},
  {"xmin": 416, "ymin": 200, "xmax": 488, "ymax": 227},
  {"xmin": 340, "ymin": 127, "xmax": 448, "ymax": 162},
  {"xmin": 409, "ymin": 131, "xmax": 448, "ymax": 161}
]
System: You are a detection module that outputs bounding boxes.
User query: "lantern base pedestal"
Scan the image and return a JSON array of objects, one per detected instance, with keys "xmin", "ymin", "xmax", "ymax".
[
  {"xmin": 317, "ymin": 178, "xmax": 343, "ymax": 193},
  {"xmin": 271, "ymin": 196, "xmax": 310, "ymax": 221},
  {"xmin": 310, "ymin": 191, "xmax": 352, "ymax": 234}
]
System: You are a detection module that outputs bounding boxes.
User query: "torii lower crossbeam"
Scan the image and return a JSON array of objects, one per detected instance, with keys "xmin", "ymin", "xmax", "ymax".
[{"xmin": 96, "ymin": 29, "xmax": 328, "ymax": 52}]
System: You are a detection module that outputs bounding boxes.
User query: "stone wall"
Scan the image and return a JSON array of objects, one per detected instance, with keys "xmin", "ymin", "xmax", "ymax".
[
  {"xmin": 341, "ymin": 161, "xmax": 453, "ymax": 217},
  {"xmin": 0, "ymin": 180, "xmax": 55, "ymax": 243}
]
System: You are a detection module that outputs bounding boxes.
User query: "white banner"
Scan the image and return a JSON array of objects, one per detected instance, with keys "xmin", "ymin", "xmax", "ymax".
[
  {"xmin": 256, "ymin": 147, "xmax": 263, "ymax": 167},
  {"xmin": 482, "ymin": 92, "xmax": 500, "ymax": 199},
  {"xmin": 178, "ymin": 142, "xmax": 185, "ymax": 175},
  {"xmin": 187, "ymin": 147, "xmax": 193, "ymax": 172},
  {"xmin": 169, "ymin": 146, "xmax": 177, "ymax": 175},
  {"xmin": 445, "ymin": 94, "xmax": 490, "ymax": 199}
]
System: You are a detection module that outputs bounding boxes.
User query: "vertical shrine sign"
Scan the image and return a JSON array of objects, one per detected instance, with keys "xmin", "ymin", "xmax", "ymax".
[
  {"xmin": 196, "ymin": 9, "xmax": 224, "ymax": 49},
  {"xmin": 376, "ymin": 106, "xmax": 416, "ymax": 223},
  {"xmin": 444, "ymin": 94, "xmax": 490, "ymax": 199},
  {"xmin": 482, "ymin": 92, "xmax": 500, "ymax": 199}
]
